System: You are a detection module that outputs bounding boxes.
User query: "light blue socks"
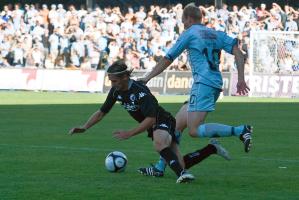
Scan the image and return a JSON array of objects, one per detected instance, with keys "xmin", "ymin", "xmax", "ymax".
[
  {"xmin": 198, "ymin": 123, "xmax": 244, "ymax": 138},
  {"xmin": 154, "ymin": 156, "xmax": 166, "ymax": 172}
]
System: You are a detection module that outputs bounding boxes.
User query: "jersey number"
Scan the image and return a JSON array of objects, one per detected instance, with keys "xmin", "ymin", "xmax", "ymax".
[{"xmin": 203, "ymin": 48, "xmax": 221, "ymax": 71}]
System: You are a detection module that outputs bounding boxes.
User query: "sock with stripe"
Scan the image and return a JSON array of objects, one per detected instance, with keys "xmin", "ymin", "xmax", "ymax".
[
  {"xmin": 154, "ymin": 130, "xmax": 182, "ymax": 171},
  {"xmin": 159, "ymin": 147, "xmax": 183, "ymax": 177},
  {"xmin": 198, "ymin": 123, "xmax": 245, "ymax": 138},
  {"xmin": 183, "ymin": 144, "xmax": 216, "ymax": 169}
]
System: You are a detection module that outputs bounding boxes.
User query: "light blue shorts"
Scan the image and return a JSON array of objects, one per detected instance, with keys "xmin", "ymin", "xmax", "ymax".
[{"xmin": 188, "ymin": 83, "xmax": 221, "ymax": 112}]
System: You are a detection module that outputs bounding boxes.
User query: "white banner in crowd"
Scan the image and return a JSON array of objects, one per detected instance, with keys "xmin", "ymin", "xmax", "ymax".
[
  {"xmin": 0, "ymin": 68, "xmax": 105, "ymax": 92},
  {"xmin": 249, "ymin": 74, "xmax": 299, "ymax": 98},
  {"xmin": 0, "ymin": 68, "xmax": 299, "ymax": 98}
]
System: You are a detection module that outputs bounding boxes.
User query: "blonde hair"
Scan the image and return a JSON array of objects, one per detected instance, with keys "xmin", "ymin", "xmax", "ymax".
[{"xmin": 183, "ymin": 3, "xmax": 202, "ymax": 21}]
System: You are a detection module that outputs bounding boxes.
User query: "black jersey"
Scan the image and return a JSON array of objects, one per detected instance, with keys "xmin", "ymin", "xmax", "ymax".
[{"xmin": 100, "ymin": 79, "xmax": 169, "ymax": 123}]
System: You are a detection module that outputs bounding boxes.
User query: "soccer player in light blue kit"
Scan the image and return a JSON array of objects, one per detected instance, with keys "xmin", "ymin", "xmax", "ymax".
[{"xmin": 140, "ymin": 3, "xmax": 252, "ymax": 174}]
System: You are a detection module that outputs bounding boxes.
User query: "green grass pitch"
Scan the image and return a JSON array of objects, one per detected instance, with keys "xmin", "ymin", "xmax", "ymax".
[{"xmin": 0, "ymin": 91, "xmax": 298, "ymax": 200}]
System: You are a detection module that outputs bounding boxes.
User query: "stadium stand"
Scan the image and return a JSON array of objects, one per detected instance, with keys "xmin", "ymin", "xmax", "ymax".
[{"xmin": 0, "ymin": 2, "xmax": 298, "ymax": 72}]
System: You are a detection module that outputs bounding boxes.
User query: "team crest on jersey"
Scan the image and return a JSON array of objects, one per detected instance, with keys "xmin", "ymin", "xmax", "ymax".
[
  {"xmin": 122, "ymin": 103, "xmax": 138, "ymax": 111},
  {"xmin": 159, "ymin": 123, "xmax": 168, "ymax": 128},
  {"xmin": 130, "ymin": 94, "xmax": 136, "ymax": 101},
  {"xmin": 138, "ymin": 92, "xmax": 146, "ymax": 99}
]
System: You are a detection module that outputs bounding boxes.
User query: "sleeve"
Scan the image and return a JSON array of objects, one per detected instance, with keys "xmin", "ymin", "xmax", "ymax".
[
  {"xmin": 165, "ymin": 30, "xmax": 190, "ymax": 61},
  {"xmin": 218, "ymin": 31, "xmax": 238, "ymax": 54},
  {"xmin": 100, "ymin": 88, "xmax": 117, "ymax": 114},
  {"xmin": 138, "ymin": 93, "xmax": 157, "ymax": 118}
]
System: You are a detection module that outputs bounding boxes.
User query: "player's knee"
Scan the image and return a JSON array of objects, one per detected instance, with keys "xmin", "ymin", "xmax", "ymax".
[
  {"xmin": 153, "ymin": 131, "xmax": 172, "ymax": 151},
  {"xmin": 154, "ymin": 141, "xmax": 168, "ymax": 152},
  {"xmin": 187, "ymin": 119, "xmax": 205, "ymax": 137},
  {"xmin": 153, "ymin": 139, "xmax": 167, "ymax": 151},
  {"xmin": 188, "ymin": 129, "xmax": 198, "ymax": 137},
  {"xmin": 175, "ymin": 122, "xmax": 185, "ymax": 133}
]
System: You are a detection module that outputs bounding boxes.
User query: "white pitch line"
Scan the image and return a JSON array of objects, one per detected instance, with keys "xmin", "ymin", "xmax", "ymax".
[
  {"xmin": 1, "ymin": 143, "xmax": 299, "ymax": 163},
  {"xmin": 0, "ymin": 143, "xmax": 155, "ymax": 154},
  {"xmin": 238, "ymin": 156, "xmax": 299, "ymax": 163}
]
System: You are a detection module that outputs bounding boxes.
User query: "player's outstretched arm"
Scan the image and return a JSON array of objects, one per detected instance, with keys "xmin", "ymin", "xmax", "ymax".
[
  {"xmin": 69, "ymin": 127, "xmax": 86, "ymax": 134},
  {"xmin": 139, "ymin": 57, "xmax": 172, "ymax": 84},
  {"xmin": 69, "ymin": 110, "xmax": 106, "ymax": 135},
  {"xmin": 233, "ymin": 45, "xmax": 250, "ymax": 95},
  {"xmin": 114, "ymin": 117, "xmax": 156, "ymax": 140}
]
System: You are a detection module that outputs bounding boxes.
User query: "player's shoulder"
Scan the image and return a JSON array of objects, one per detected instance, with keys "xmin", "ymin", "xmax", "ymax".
[
  {"xmin": 215, "ymin": 29, "xmax": 229, "ymax": 37},
  {"xmin": 183, "ymin": 24, "xmax": 200, "ymax": 35},
  {"xmin": 188, "ymin": 23, "xmax": 209, "ymax": 31},
  {"xmin": 134, "ymin": 79, "xmax": 147, "ymax": 86},
  {"xmin": 131, "ymin": 80, "xmax": 151, "ymax": 98},
  {"xmin": 132, "ymin": 80, "xmax": 149, "ymax": 90},
  {"xmin": 188, "ymin": 24, "xmax": 224, "ymax": 38}
]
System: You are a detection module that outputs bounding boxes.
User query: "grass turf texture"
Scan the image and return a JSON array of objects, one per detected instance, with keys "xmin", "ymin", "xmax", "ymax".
[{"xmin": 0, "ymin": 91, "xmax": 298, "ymax": 200}]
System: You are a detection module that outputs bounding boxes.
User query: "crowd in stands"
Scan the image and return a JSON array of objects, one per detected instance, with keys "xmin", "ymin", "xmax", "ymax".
[{"xmin": 0, "ymin": 3, "xmax": 299, "ymax": 72}]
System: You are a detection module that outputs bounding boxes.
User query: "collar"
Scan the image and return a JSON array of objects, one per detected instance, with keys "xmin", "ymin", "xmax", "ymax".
[{"xmin": 128, "ymin": 79, "xmax": 133, "ymax": 90}]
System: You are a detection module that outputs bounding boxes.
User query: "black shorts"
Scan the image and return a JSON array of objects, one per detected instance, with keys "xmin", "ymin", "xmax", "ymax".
[{"xmin": 147, "ymin": 111, "xmax": 178, "ymax": 143}]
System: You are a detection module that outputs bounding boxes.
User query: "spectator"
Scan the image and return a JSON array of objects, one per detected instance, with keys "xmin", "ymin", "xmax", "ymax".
[
  {"xmin": 257, "ymin": 3, "xmax": 271, "ymax": 21},
  {"xmin": 135, "ymin": 6, "xmax": 146, "ymax": 21},
  {"xmin": 13, "ymin": 42, "xmax": 24, "ymax": 67},
  {"xmin": 30, "ymin": 45, "xmax": 44, "ymax": 67},
  {"xmin": 12, "ymin": 4, "xmax": 23, "ymax": 30},
  {"xmin": 39, "ymin": 4, "xmax": 49, "ymax": 29},
  {"xmin": 285, "ymin": 14, "xmax": 298, "ymax": 31}
]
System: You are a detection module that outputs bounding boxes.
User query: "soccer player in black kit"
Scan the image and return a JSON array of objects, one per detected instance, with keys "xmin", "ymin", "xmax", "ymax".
[
  {"xmin": 69, "ymin": 60, "xmax": 231, "ymax": 183},
  {"xmin": 69, "ymin": 60, "xmax": 194, "ymax": 183}
]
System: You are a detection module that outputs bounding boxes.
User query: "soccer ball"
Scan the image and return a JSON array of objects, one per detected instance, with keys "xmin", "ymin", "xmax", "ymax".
[{"xmin": 105, "ymin": 151, "xmax": 127, "ymax": 172}]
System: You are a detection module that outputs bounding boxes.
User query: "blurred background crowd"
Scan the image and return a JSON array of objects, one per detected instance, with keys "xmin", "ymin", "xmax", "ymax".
[{"xmin": 0, "ymin": 2, "xmax": 299, "ymax": 72}]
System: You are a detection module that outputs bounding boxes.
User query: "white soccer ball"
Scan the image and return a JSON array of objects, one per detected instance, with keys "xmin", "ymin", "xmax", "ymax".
[{"xmin": 105, "ymin": 151, "xmax": 127, "ymax": 172}]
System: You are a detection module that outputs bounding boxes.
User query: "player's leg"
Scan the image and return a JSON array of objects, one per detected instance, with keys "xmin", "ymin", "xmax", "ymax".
[
  {"xmin": 175, "ymin": 103, "xmax": 230, "ymax": 169},
  {"xmin": 176, "ymin": 106, "xmax": 230, "ymax": 169},
  {"xmin": 153, "ymin": 129, "xmax": 194, "ymax": 183},
  {"xmin": 168, "ymin": 102, "xmax": 189, "ymax": 167},
  {"xmin": 139, "ymin": 101, "xmax": 230, "ymax": 176},
  {"xmin": 152, "ymin": 129, "xmax": 181, "ymax": 173},
  {"xmin": 138, "ymin": 111, "xmax": 181, "ymax": 177},
  {"xmin": 138, "ymin": 135, "xmax": 184, "ymax": 177},
  {"xmin": 175, "ymin": 101, "xmax": 188, "ymax": 134},
  {"xmin": 140, "ymin": 139, "xmax": 230, "ymax": 176},
  {"xmin": 183, "ymin": 138, "xmax": 231, "ymax": 169},
  {"xmin": 153, "ymin": 102, "xmax": 188, "ymax": 172},
  {"xmin": 188, "ymin": 83, "xmax": 253, "ymax": 152},
  {"xmin": 170, "ymin": 141, "xmax": 184, "ymax": 168},
  {"xmin": 188, "ymin": 111, "xmax": 253, "ymax": 152}
]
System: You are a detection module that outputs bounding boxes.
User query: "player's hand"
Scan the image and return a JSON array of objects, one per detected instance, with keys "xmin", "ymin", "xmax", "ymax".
[
  {"xmin": 237, "ymin": 80, "xmax": 250, "ymax": 95},
  {"xmin": 69, "ymin": 127, "xmax": 86, "ymax": 135},
  {"xmin": 113, "ymin": 130, "xmax": 132, "ymax": 140}
]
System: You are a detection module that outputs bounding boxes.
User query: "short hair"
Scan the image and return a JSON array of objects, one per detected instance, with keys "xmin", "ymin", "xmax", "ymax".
[
  {"xmin": 183, "ymin": 3, "xmax": 202, "ymax": 21},
  {"xmin": 107, "ymin": 60, "xmax": 132, "ymax": 77}
]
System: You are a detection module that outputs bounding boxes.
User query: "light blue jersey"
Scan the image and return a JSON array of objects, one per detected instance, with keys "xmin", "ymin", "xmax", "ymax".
[{"xmin": 165, "ymin": 24, "xmax": 237, "ymax": 89}]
